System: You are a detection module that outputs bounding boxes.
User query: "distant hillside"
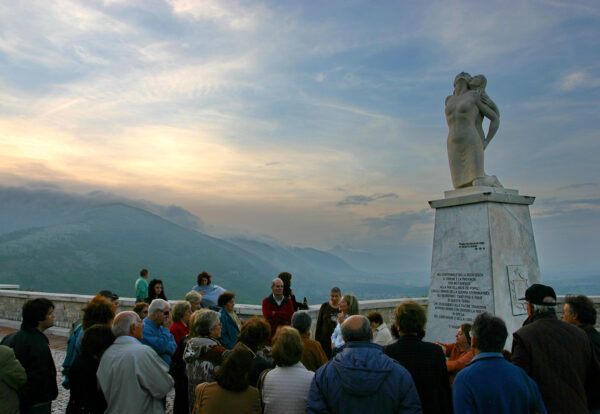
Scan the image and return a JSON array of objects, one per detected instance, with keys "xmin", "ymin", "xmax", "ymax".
[
  {"xmin": 0, "ymin": 203, "xmax": 279, "ymax": 302},
  {"xmin": 0, "ymin": 187, "xmax": 377, "ymax": 303}
]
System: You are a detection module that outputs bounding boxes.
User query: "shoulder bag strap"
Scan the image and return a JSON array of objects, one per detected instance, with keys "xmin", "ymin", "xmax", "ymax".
[{"xmin": 257, "ymin": 368, "xmax": 271, "ymax": 412}]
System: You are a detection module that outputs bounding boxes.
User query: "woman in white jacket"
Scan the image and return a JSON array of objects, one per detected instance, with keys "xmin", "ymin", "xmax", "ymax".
[
  {"xmin": 260, "ymin": 327, "xmax": 314, "ymax": 414},
  {"xmin": 367, "ymin": 311, "xmax": 394, "ymax": 346}
]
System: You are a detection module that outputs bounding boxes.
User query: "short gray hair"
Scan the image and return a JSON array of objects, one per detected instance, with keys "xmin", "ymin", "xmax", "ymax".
[
  {"xmin": 194, "ymin": 310, "xmax": 220, "ymax": 337},
  {"xmin": 148, "ymin": 298, "xmax": 169, "ymax": 315},
  {"xmin": 271, "ymin": 278, "xmax": 283, "ymax": 287},
  {"xmin": 341, "ymin": 315, "xmax": 372, "ymax": 342},
  {"xmin": 531, "ymin": 303, "xmax": 556, "ymax": 315},
  {"xmin": 291, "ymin": 311, "xmax": 312, "ymax": 334},
  {"xmin": 112, "ymin": 311, "xmax": 139, "ymax": 337},
  {"xmin": 185, "ymin": 290, "xmax": 202, "ymax": 304}
]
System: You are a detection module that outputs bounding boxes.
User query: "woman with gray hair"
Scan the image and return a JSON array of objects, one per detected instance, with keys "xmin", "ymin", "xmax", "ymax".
[
  {"xmin": 183, "ymin": 310, "xmax": 227, "ymax": 413},
  {"xmin": 170, "ymin": 301, "xmax": 191, "ymax": 346},
  {"xmin": 185, "ymin": 290, "xmax": 203, "ymax": 311}
]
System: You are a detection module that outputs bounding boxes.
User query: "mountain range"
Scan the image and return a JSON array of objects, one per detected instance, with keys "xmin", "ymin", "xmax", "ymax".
[{"xmin": 0, "ymin": 186, "xmax": 428, "ymax": 303}]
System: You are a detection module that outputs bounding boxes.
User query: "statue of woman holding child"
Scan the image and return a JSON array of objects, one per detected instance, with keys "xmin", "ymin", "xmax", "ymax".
[{"xmin": 445, "ymin": 72, "xmax": 501, "ymax": 189}]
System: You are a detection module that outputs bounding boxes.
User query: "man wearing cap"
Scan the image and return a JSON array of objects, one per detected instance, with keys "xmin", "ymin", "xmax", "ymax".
[{"xmin": 512, "ymin": 283, "xmax": 600, "ymax": 414}]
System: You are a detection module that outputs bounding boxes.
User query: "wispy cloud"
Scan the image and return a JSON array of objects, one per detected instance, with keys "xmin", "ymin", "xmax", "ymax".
[
  {"xmin": 337, "ymin": 193, "xmax": 399, "ymax": 207},
  {"xmin": 558, "ymin": 182, "xmax": 599, "ymax": 190},
  {"xmin": 166, "ymin": 0, "xmax": 264, "ymax": 30},
  {"xmin": 556, "ymin": 70, "xmax": 600, "ymax": 91},
  {"xmin": 362, "ymin": 210, "xmax": 432, "ymax": 232}
]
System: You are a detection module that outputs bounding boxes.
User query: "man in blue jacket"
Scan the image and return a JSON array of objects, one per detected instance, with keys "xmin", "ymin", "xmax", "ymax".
[
  {"xmin": 142, "ymin": 299, "xmax": 177, "ymax": 364},
  {"xmin": 453, "ymin": 312, "xmax": 547, "ymax": 414},
  {"xmin": 307, "ymin": 315, "xmax": 422, "ymax": 414}
]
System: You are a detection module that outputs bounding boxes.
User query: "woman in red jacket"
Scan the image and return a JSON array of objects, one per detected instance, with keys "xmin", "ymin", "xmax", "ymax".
[
  {"xmin": 170, "ymin": 301, "xmax": 192, "ymax": 346},
  {"xmin": 436, "ymin": 323, "xmax": 474, "ymax": 384}
]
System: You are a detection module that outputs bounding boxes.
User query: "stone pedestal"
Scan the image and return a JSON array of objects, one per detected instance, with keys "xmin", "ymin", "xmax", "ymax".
[{"xmin": 424, "ymin": 187, "xmax": 540, "ymax": 349}]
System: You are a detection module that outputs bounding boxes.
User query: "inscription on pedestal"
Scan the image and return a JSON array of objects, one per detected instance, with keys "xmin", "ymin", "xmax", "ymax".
[{"xmin": 429, "ymin": 270, "xmax": 494, "ymax": 330}]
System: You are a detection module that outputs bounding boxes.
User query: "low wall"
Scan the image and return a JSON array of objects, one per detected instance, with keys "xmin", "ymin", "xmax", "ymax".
[{"xmin": 0, "ymin": 289, "xmax": 598, "ymax": 337}]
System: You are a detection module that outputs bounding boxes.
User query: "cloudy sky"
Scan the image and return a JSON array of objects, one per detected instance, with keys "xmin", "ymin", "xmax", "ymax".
[{"xmin": 1, "ymin": 0, "xmax": 599, "ymax": 275}]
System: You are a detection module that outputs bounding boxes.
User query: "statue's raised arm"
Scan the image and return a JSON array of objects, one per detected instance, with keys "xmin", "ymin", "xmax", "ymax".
[{"xmin": 445, "ymin": 72, "xmax": 502, "ymax": 189}]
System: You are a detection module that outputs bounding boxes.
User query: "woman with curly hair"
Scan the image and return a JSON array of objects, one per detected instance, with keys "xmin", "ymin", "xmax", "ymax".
[
  {"xmin": 62, "ymin": 294, "xmax": 116, "ymax": 388},
  {"xmin": 192, "ymin": 271, "xmax": 225, "ymax": 310},
  {"xmin": 236, "ymin": 317, "xmax": 274, "ymax": 387}
]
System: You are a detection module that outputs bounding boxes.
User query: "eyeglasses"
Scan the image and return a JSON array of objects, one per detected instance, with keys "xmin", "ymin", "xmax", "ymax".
[{"xmin": 163, "ymin": 310, "xmax": 170, "ymax": 315}]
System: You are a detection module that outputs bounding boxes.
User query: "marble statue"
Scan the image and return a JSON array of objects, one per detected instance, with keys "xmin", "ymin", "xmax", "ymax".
[{"xmin": 445, "ymin": 72, "xmax": 501, "ymax": 188}]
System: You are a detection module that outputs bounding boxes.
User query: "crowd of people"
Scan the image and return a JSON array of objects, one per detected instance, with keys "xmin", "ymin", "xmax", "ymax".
[{"xmin": 1, "ymin": 269, "xmax": 599, "ymax": 414}]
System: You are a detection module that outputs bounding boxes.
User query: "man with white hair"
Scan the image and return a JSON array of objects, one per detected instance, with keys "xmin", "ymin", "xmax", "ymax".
[
  {"xmin": 97, "ymin": 311, "xmax": 173, "ymax": 414},
  {"xmin": 262, "ymin": 277, "xmax": 295, "ymax": 341},
  {"xmin": 142, "ymin": 299, "xmax": 177, "ymax": 364}
]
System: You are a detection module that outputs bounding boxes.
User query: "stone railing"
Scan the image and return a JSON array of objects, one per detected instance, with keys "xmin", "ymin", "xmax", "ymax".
[
  {"xmin": 0, "ymin": 289, "xmax": 598, "ymax": 337},
  {"xmin": 0, "ymin": 284, "xmax": 20, "ymax": 290}
]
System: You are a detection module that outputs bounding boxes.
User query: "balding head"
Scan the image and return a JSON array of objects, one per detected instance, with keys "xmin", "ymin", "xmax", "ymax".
[
  {"xmin": 341, "ymin": 315, "xmax": 372, "ymax": 342},
  {"xmin": 112, "ymin": 311, "xmax": 143, "ymax": 340}
]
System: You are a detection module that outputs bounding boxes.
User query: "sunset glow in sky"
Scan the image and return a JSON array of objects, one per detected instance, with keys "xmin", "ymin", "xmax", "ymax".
[{"xmin": 1, "ymin": 0, "xmax": 599, "ymax": 275}]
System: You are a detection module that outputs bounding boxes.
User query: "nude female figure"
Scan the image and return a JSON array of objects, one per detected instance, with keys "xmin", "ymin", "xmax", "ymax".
[{"xmin": 445, "ymin": 72, "xmax": 501, "ymax": 188}]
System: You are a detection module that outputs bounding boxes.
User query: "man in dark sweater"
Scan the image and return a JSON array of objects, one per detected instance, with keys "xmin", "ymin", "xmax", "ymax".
[
  {"xmin": 512, "ymin": 284, "xmax": 600, "ymax": 414},
  {"xmin": 1, "ymin": 298, "xmax": 58, "ymax": 414},
  {"xmin": 384, "ymin": 301, "xmax": 452, "ymax": 414}
]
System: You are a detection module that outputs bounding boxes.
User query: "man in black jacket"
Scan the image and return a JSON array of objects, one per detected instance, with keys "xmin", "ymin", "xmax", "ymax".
[
  {"xmin": 1, "ymin": 298, "xmax": 58, "ymax": 414},
  {"xmin": 384, "ymin": 301, "xmax": 453, "ymax": 414},
  {"xmin": 512, "ymin": 284, "xmax": 600, "ymax": 414}
]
